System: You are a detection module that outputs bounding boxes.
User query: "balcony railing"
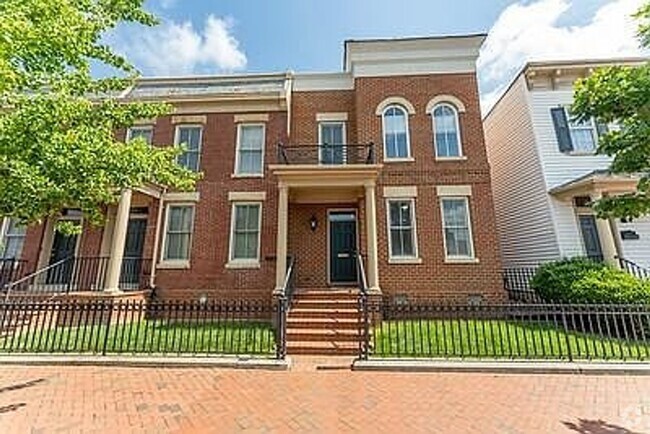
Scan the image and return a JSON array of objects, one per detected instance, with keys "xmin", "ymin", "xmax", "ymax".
[
  {"xmin": 276, "ymin": 143, "xmax": 375, "ymax": 165},
  {"xmin": 3, "ymin": 256, "xmax": 153, "ymax": 297}
]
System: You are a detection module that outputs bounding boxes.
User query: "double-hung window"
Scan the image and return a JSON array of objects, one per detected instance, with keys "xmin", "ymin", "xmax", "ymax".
[
  {"xmin": 432, "ymin": 103, "xmax": 462, "ymax": 158},
  {"xmin": 1, "ymin": 219, "xmax": 26, "ymax": 260},
  {"xmin": 440, "ymin": 197, "xmax": 475, "ymax": 260},
  {"xmin": 229, "ymin": 203, "xmax": 262, "ymax": 264},
  {"xmin": 319, "ymin": 122, "xmax": 346, "ymax": 165},
  {"xmin": 550, "ymin": 107, "xmax": 603, "ymax": 154},
  {"xmin": 387, "ymin": 199, "xmax": 418, "ymax": 260},
  {"xmin": 175, "ymin": 125, "xmax": 202, "ymax": 171},
  {"xmin": 236, "ymin": 124, "xmax": 265, "ymax": 176},
  {"xmin": 567, "ymin": 109, "xmax": 598, "ymax": 153},
  {"xmin": 382, "ymin": 105, "xmax": 410, "ymax": 160},
  {"xmin": 163, "ymin": 205, "xmax": 194, "ymax": 262},
  {"xmin": 126, "ymin": 126, "xmax": 154, "ymax": 145}
]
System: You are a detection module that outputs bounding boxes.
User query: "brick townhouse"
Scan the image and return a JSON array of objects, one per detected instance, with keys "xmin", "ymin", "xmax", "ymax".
[{"xmin": 1, "ymin": 34, "xmax": 504, "ymax": 304}]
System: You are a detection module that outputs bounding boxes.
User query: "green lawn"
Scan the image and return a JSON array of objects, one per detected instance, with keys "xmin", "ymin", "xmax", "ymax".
[
  {"xmin": 372, "ymin": 319, "xmax": 650, "ymax": 360},
  {"xmin": 0, "ymin": 320, "xmax": 276, "ymax": 355}
]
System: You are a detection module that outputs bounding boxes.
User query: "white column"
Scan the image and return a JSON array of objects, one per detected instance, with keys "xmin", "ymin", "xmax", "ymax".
[
  {"xmin": 104, "ymin": 189, "xmax": 132, "ymax": 292},
  {"xmin": 593, "ymin": 192, "xmax": 619, "ymax": 265},
  {"xmin": 364, "ymin": 183, "xmax": 380, "ymax": 292},
  {"xmin": 275, "ymin": 184, "xmax": 289, "ymax": 291}
]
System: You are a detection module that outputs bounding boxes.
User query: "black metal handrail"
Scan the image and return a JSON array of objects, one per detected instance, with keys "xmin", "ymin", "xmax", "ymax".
[
  {"xmin": 276, "ymin": 143, "xmax": 375, "ymax": 165},
  {"xmin": 3, "ymin": 256, "xmax": 152, "ymax": 298},
  {"xmin": 617, "ymin": 256, "xmax": 650, "ymax": 280},
  {"xmin": 0, "ymin": 259, "xmax": 29, "ymax": 291},
  {"xmin": 357, "ymin": 253, "xmax": 370, "ymax": 360},
  {"xmin": 273, "ymin": 256, "xmax": 295, "ymax": 359}
]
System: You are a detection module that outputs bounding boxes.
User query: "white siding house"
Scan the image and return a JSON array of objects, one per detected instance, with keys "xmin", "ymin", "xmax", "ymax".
[{"xmin": 484, "ymin": 59, "xmax": 650, "ymax": 270}]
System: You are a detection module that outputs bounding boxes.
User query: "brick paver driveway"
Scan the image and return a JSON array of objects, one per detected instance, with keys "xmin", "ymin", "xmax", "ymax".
[{"xmin": 0, "ymin": 360, "xmax": 648, "ymax": 433}]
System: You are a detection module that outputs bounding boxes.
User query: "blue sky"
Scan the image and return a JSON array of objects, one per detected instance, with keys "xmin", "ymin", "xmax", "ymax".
[{"xmin": 110, "ymin": 0, "xmax": 647, "ymax": 112}]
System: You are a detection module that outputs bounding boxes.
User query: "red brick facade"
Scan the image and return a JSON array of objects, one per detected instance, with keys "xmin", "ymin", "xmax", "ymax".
[{"xmin": 10, "ymin": 38, "xmax": 504, "ymax": 303}]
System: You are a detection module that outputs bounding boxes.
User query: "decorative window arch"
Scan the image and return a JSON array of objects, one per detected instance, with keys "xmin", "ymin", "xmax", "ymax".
[
  {"xmin": 375, "ymin": 96, "xmax": 416, "ymax": 116},
  {"xmin": 431, "ymin": 103, "xmax": 463, "ymax": 158},
  {"xmin": 425, "ymin": 95, "xmax": 466, "ymax": 114},
  {"xmin": 381, "ymin": 104, "xmax": 411, "ymax": 160}
]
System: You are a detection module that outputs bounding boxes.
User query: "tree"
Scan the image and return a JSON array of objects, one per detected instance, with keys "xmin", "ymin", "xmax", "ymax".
[
  {"xmin": 0, "ymin": 0, "xmax": 198, "ymax": 231},
  {"xmin": 572, "ymin": 3, "xmax": 650, "ymax": 219}
]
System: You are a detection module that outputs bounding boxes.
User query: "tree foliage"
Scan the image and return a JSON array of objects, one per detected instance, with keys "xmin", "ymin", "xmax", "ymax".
[
  {"xmin": 572, "ymin": 2, "xmax": 650, "ymax": 219},
  {"xmin": 0, "ymin": 0, "xmax": 198, "ymax": 229}
]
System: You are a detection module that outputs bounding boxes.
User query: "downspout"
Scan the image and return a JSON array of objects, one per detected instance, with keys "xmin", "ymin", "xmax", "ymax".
[{"xmin": 149, "ymin": 187, "xmax": 167, "ymax": 289}]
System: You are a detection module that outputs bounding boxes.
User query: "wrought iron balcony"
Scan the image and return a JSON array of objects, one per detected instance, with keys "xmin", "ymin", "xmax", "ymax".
[{"xmin": 276, "ymin": 143, "xmax": 375, "ymax": 165}]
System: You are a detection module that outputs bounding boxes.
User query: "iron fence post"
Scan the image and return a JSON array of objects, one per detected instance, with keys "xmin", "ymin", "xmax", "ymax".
[
  {"xmin": 101, "ymin": 302, "xmax": 113, "ymax": 356},
  {"xmin": 560, "ymin": 305, "xmax": 573, "ymax": 362},
  {"xmin": 275, "ymin": 295, "xmax": 287, "ymax": 360}
]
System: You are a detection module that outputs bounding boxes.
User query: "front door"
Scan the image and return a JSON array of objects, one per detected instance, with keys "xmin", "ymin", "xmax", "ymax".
[
  {"xmin": 329, "ymin": 211, "xmax": 357, "ymax": 284},
  {"xmin": 578, "ymin": 215, "xmax": 604, "ymax": 262},
  {"xmin": 120, "ymin": 218, "xmax": 147, "ymax": 286},
  {"xmin": 46, "ymin": 230, "xmax": 78, "ymax": 284}
]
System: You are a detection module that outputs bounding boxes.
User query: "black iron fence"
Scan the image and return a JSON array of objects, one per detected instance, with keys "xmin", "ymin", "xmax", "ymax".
[
  {"xmin": 618, "ymin": 256, "xmax": 650, "ymax": 280},
  {"xmin": 276, "ymin": 143, "xmax": 375, "ymax": 165},
  {"xmin": 365, "ymin": 298, "xmax": 650, "ymax": 361},
  {"xmin": 0, "ymin": 259, "xmax": 28, "ymax": 290},
  {"xmin": 0, "ymin": 299, "xmax": 282, "ymax": 358},
  {"xmin": 4, "ymin": 256, "xmax": 153, "ymax": 296},
  {"xmin": 502, "ymin": 267, "xmax": 542, "ymax": 303}
]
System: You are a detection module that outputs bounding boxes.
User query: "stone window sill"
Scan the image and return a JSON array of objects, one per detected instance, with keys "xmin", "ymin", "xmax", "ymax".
[
  {"xmin": 157, "ymin": 260, "xmax": 191, "ymax": 270},
  {"xmin": 444, "ymin": 257, "xmax": 479, "ymax": 264},
  {"xmin": 225, "ymin": 261, "xmax": 261, "ymax": 269},
  {"xmin": 388, "ymin": 257, "xmax": 423, "ymax": 265},
  {"xmin": 436, "ymin": 156, "xmax": 467, "ymax": 161}
]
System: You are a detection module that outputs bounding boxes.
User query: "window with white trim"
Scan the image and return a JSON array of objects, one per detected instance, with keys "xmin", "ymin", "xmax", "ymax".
[
  {"xmin": 175, "ymin": 125, "xmax": 202, "ymax": 171},
  {"xmin": 382, "ymin": 105, "xmax": 410, "ymax": 159},
  {"xmin": 229, "ymin": 203, "xmax": 262, "ymax": 262},
  {"xmin": 566, "ymin": 108, "xmax": 598, "ymax": 153},
  {"xmin": 126, "ymin": 126, "xmax": 154, "ymax": 145},
  {"xmin": 163, "ymin": 205, "xmax": 194, "ymax": 261},
  {"xmin": 319, "ymin": 121, "xmax": 346, "ymax": 164},
  {"xmin": 432, "ymin": 103, "xmax": 462, "ymax": 158},
  {"xmin": 440, "ymin": 197, "xmax": 474, "ymax": 259},
  {"xmin": 1, "ymin": 219, "xmax": 26, "ymax": 260},
  {"xmin": 235, "ymin": 124, "xmax": 265, "ymax": 175},
  {"xmin": 387, "ymin": 199, "xmax": 418, "ymax": 259}
]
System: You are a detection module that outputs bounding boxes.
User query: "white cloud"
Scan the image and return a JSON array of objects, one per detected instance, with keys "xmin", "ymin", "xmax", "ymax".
[
  {"xmin": 116, "ymin": 15, "xmax": 247, "ymax": 76},
  {"xmin": 157, "ymin": 0, "xmax": 177, "ymax": 9},
  {"xmin": 479, "ymin": 0, "xmax": 646, "ymax": 114}
]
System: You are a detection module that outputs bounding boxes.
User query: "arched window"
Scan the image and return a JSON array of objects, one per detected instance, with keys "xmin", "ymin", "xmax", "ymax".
[
  {"xmin": 382, "ymin": 105, "xmax": 410, "ymax": 160},
  {"xmin": 432, "ymin": 103, "xmax": 462, "ymax": 158}
]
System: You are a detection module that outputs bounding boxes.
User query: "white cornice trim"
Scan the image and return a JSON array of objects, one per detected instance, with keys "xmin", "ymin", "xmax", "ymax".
[{"xmin": 293, "ymin": 72, "xmax": 354, "ymax": 91}]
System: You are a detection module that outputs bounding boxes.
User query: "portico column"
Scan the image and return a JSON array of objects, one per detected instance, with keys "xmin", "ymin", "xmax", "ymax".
[
  {"xmin": 275, "ymin": 184, "xmax": 289, "ymax": 291},
  {"xmin": 364, "ymin": 183, "xmax": 380, "ymax": 292},
  {"xmin": 104, "ymin": 189, "xmax": 132, "ymax": 292},
  {"xmin": 593, "ymin": 192, "xmax": 618, "ymax": 265}
]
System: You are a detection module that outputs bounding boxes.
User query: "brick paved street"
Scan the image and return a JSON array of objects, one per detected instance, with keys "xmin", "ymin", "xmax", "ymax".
[{"xmin": 0, "ymin": 360, "xmax": 648, "ymax": 433}]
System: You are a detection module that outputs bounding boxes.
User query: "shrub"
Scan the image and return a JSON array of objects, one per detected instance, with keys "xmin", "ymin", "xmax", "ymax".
[{"xmin": 530, "ymin": 257, "xmax": 650, "ymax": 304}]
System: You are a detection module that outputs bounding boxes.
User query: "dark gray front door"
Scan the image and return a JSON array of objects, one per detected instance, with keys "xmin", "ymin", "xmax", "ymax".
[
  {"xmin": 578, "ymin": 215, "xmax": 604, "ymax": 262},
  {"xmin": 46, "ymin": 230, "xmax": 78, "ymax": 284},
  {"xmin": 120, "ymin": 218, "xmax": 147, "ymax": 285},
  {"xmin": 329, "ymin": 211, "xmax": 357, "ymax": 284}
]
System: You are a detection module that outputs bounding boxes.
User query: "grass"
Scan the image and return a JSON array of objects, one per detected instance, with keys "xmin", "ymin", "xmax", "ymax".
[
  {"xmin": 0, "ymin": 320, "xmax": 276, "ymax": 356},
  {"xmin": 372, "ymin": 319, "xmax": 650, "ymax": 360}
]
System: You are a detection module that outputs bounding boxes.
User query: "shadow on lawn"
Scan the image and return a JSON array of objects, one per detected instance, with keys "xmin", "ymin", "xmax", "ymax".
[{"xmin": 563, "ymin": 418, "xmax": 644, "ymax": 434}]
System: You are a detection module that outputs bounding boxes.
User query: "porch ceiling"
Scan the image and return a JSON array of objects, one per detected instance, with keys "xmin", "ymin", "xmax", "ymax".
[
  {"xmin": 549, "ymin": 171, "xmax": 639, "ymax": 201},
  {"xmin": 269, "ymin": 164, "xmax": 382, "ymax": 189}
]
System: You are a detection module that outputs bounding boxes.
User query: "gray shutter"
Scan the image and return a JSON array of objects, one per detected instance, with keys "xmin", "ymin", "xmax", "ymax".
[{"xmin": 550, "ymin": 108, "xmax": 573, "ymax": 153}]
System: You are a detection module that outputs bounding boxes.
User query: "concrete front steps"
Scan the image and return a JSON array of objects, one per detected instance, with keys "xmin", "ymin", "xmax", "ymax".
[{"xmin": 286, "ymin": 290, "xmax": 363, "ymax": 356}]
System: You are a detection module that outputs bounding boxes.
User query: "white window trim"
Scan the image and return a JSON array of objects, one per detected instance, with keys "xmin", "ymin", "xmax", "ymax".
[
  {"xmin": 564, "ymin": 107, "xmax": 598, "ymax": 155},
  {"xmin": 227, "ymin": 201, "xmax": 263, "ymax": 268},
  {"xmin": 381, "ymin": 105, "xmax": 413, "ymax": 162},
  {"xmin": 174, "ymin": 124, "xmax": 203, "ymax": 172},
  {"xmin": 233, "ymin": 123, "xmax": 266, "ymax": 178},
  {"xmin": 440, "ymin": 196, "xmax": 477, "ymax": 263},
  {"xmin": 159, "ymin": 203, "xmax": 195, "ymax": 268},
  {"xmin": 318, "ymin": 121, "xmax": 347, "ymax": 164},
  {"xmin": 385, "ymin": 198, "xmax": 421, "ymax": 264},
  {"xmin": 432, "ymin": 103, "xmax": 464, "ymax": 160},
  {"xmin": 126, "ymin": 125, "xmax": 154, "ymax": 144},
  {"xmin": 1, "ymin": 218, "xmax": 26, "ymax": 261}
]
